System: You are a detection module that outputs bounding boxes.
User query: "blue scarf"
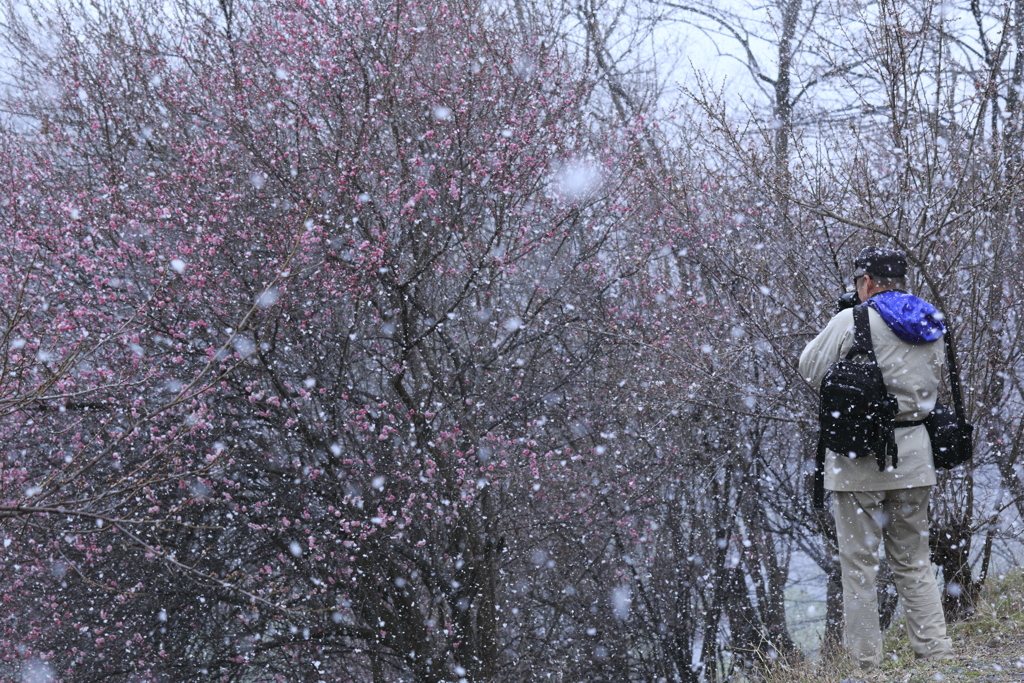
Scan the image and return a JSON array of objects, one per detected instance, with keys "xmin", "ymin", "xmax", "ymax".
[{"xmin": 864, "ymin": 291, "xmax": 945, "ymax": 344}]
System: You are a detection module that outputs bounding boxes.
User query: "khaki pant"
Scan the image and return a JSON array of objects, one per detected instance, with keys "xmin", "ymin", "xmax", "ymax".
[{"xmin": 833, "ymin": 487, "xmax": 953, "ymax": 669}]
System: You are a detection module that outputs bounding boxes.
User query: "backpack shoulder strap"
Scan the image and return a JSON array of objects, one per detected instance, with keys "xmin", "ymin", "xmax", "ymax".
[
  {"xmin": 847, "ymin": 305, "xmax": 877, "ymax": 362},
  {"xmin": 942, "ymin": 327, "xmax": 968, "ymax": 423}
]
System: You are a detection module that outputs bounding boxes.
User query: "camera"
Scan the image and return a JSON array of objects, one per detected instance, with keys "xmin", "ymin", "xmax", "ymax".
[{"xmin": 836, "ymin": 291, "xmax": 860, "ymax": 313}]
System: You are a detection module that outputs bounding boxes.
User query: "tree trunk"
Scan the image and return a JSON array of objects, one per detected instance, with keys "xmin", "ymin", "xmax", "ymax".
[
  {"xmin": 929, "ymin": 478, "xmax": 981, "ymax": 621},
  {"xmin": 771, "ymin": 0, "xmax": 802, "ymax": 233},
  {"xmin": 814, "ymin": 506, "xmax": 845, "ymax": 660},
  {"xmin": 724, "ymin": 566, "xmax": 764, "ymax": 671}
]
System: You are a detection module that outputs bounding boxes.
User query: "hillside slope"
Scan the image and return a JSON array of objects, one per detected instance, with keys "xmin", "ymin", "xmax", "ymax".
[{"xmin": 765, "ymin": 570, "xmax": 1024, "ymax": 682}]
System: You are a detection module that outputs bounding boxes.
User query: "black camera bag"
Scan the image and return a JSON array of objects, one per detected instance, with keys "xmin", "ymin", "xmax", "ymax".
[
  {"xmin": 813, "ymin": 306, "xmax": 899, "ymax": 507},
  {"xmin": 818, "ymin": 306, "xmax": 900, "ymax": 466},
  {"xmin": 926, "ymin": 330, "xmax": 973, "ymax": 470}
]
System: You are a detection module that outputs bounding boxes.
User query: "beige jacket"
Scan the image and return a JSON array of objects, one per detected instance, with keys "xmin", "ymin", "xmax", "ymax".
[{"xmin": 799, "ymin": 305, "xmax": 945, "ymax": 491}]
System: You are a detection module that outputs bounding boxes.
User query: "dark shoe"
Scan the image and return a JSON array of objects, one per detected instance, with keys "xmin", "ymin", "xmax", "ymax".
[{"xmin": 915, "ymin": 651, "xmax": 955, "ymax": 662}]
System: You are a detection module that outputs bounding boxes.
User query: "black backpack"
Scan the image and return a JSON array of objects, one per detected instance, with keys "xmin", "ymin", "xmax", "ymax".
[{"xmin": 813, "ymin": 306, "xmax": 899, "ymax": 506}]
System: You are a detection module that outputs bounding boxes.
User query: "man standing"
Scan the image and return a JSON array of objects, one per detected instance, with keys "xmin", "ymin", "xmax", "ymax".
[{"xmin": 799, "ymin": 247, "xmax": 954, "ymax": 672}]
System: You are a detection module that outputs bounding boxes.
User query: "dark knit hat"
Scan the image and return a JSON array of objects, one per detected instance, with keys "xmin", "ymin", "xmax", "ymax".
[{"xmin": 854, "ymin": 246, "xmax": 907, "ymax": 278}]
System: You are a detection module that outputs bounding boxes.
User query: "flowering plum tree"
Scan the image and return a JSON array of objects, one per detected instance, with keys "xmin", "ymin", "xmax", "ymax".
[{"xmin": 0, "ymin": 0, "xmax": 707, "ymax": 680}]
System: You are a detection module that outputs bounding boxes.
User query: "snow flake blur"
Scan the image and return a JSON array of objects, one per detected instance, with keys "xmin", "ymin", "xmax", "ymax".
[{"xmin": 0, "ymin": 0, "xmax": 1013, "ymax": 680}]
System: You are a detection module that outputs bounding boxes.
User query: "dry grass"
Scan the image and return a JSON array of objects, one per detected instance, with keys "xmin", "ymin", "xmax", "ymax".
[{"xmin": 748, "ymin": 570, "xmax": 1024, "ymax": 683}]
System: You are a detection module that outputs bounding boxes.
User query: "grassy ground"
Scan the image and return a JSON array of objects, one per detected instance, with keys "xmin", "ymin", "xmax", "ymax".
[{"xmin": 758, "ymin": 569, "xmax": 1024, "ymax": 683}]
